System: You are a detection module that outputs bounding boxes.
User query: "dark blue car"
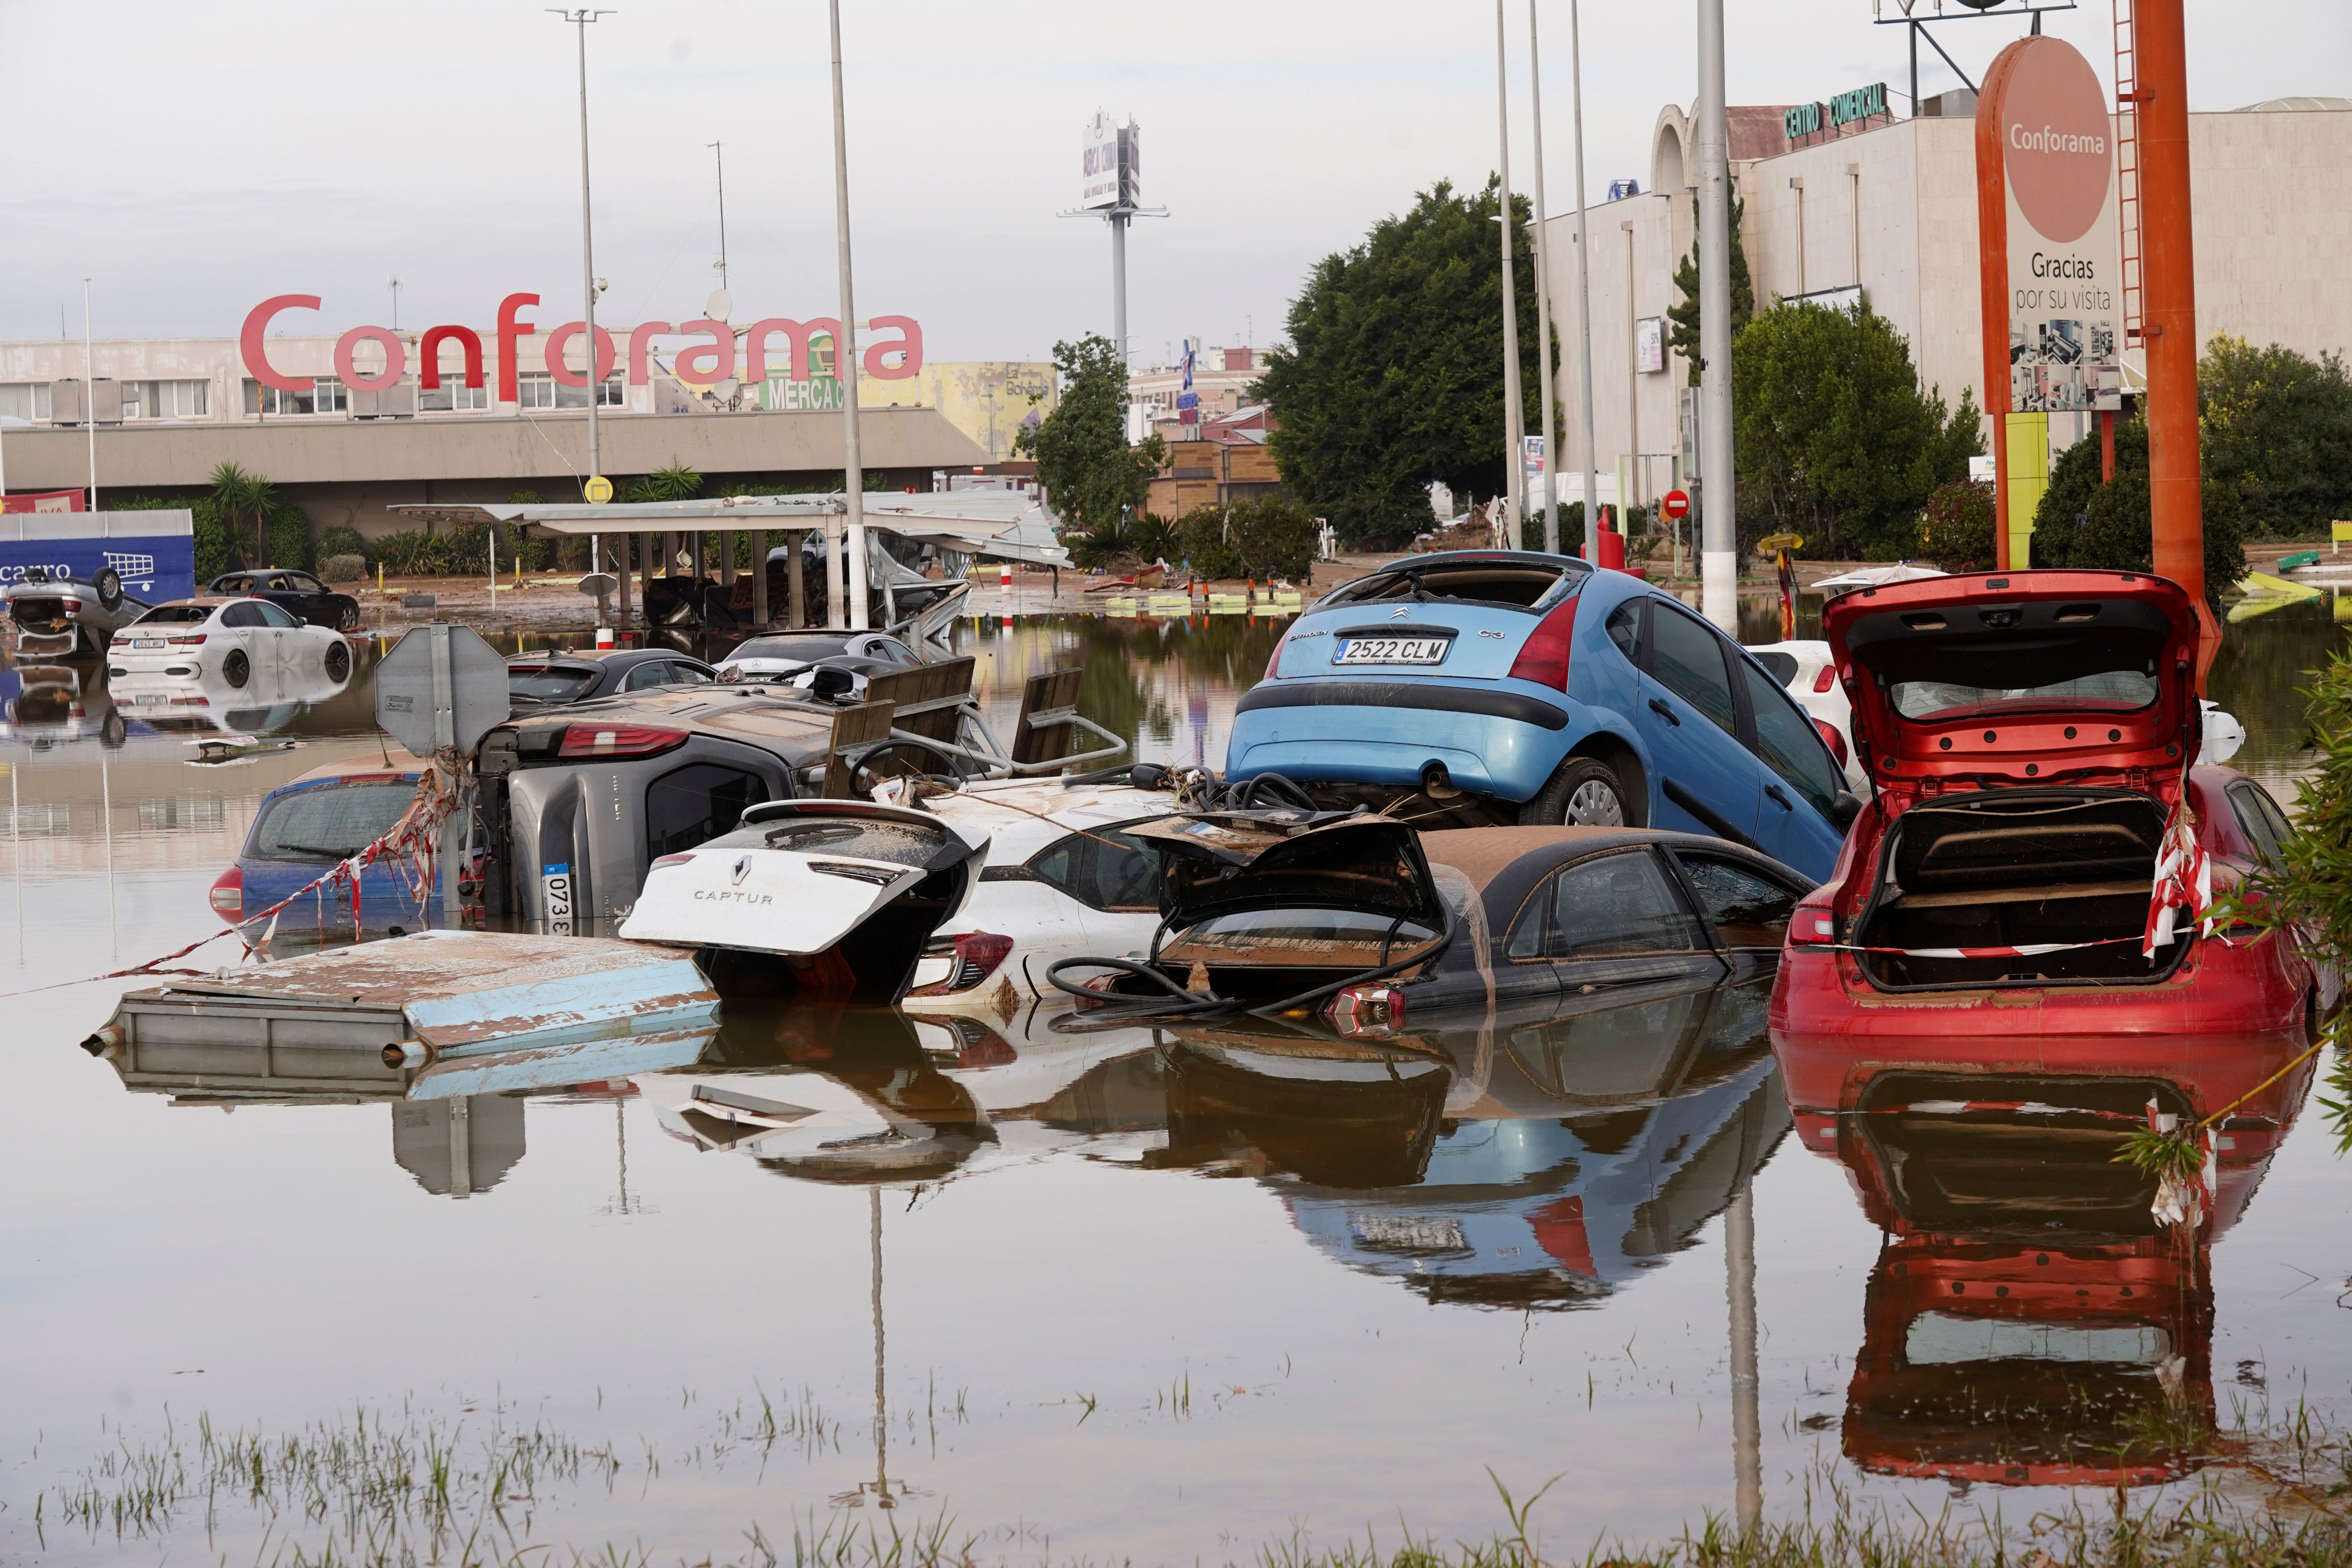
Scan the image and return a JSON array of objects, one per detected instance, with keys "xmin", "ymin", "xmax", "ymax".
[
  {"xmin": 211, "ymin": 760, "xmax": 446, "ymax": 938},
  {"xmin": 1226, "ymin": 551, "xmax": 1853, "ymax": 880}
]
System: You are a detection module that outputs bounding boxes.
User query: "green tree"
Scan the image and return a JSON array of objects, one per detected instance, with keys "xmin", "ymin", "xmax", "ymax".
[
  {"xmin": 206, "ymin": 462, "xmax": 273, "ymax": 570},
  {"xmin": 2029, "ymin": 412, "xmax": 2246, "ymax": 597},
  {"xmin": 1176, "ymin": 494, "xmax": 1318, "ymax": 581},
  {"xmin": 1731, "ymin": 302, "xmax": 1981, "ymax": 559},
  {"xmin": 2199, "ymin": 334, "xmax": 2352, "ymax": 540},
  {"xmin": 622, "ymin": 464, "xmax": 701, "ymax": 503},
  {"xmin": 1014, "ymin": 333, "xmax": 1163, "ymax": 539},
  {"xmin": 1255, "ymin": 177, "xmax": 1544, "ymax": 549},
  {"xmin": 1666, "ymin": 181, "xmax": 1756, "ymax": 385}
]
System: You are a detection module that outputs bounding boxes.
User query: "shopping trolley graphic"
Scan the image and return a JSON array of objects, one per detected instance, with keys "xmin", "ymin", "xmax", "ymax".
[{"xmin": 103, "ymin": 550, "xmax": 157, "ymax": 582}]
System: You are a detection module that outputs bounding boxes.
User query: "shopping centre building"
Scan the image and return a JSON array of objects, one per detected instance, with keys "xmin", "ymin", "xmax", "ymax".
[
  {"xmin": 1544, "ymin": 92, "xmax": 2352, "ymax": 520},
  {"xmin": 0, "ymin": 314, "xmax": 1052, "ymax": 538}
]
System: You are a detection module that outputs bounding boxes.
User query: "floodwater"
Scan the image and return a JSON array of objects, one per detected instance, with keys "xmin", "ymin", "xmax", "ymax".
[{"xmin": 1, "ymin": 595, "xmax": 2347, "ymax": 1565}]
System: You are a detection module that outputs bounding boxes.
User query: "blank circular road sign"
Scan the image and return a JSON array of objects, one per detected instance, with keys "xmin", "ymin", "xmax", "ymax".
[{"xmin": 1660, "ymin": 489, "xmax": 1691, "ymax": 521}]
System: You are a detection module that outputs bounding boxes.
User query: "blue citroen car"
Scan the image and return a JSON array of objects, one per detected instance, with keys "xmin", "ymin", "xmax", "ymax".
[{"xmin": 1226, "ymin": 551, "xmax": 1853, "ymax": 880}]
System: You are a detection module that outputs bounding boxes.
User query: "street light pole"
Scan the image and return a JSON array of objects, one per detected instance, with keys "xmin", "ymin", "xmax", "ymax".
[
  {"xmin": 1696, "ymin": 0, "xmax": 1737, "ymax": 630},
  {"xmin": 81, "ymin": 279, "xmax": 98, "ymax": 513},
  {"xmin": 1568, "ymin": 0, "xmax": 1600, "ymax": 562},
  {"xmin": 708, "ymin": 140, "xmax": 730, "ymax": 290},
  {"xmin": 1527, "ymin": 0, "xmax": 1561, "ymax": 555},
  {"xmin": 828, "ymin": 0, "xmax": 871, "ymax": 631},
  {"xmin": 1493, "ymin": 0, "xmax": 1526, "ymax": 547},
  {"xmin": 553, "ymin": 8, "xmax": 614, "ymax": 570}
]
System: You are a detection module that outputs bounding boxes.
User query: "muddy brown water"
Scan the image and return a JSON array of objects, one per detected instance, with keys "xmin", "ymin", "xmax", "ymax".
[{"xmin": 0, "ymin": 596, "xmax": 2346, "ymax": 1563}]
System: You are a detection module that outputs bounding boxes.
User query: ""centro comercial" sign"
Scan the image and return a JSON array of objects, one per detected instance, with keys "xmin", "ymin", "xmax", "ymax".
[
  {"xmin": 1784, "ymin": 82, "xmax": 1890, "ymax": 142},
  {"xmin": 238, "ymin": 294, "xmax": 924, "ymax": 401}
]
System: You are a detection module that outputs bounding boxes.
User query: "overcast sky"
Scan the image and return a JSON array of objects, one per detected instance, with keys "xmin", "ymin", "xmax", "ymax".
[{"xmin": 1, "ymin": 1, "xmax": 2342, "ymax": 370}]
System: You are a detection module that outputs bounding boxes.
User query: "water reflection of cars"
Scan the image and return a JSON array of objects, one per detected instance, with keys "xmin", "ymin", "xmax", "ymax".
[
  {"xmin": 1119, "ymin": 813, "xmax": 1810, "ymax": 1022},
  {"xmin": 1811, "ymin": 1042, "xmax": 2316, "ymax": 1488},
  {"xmin": 0, "ymin": 661, "xmax": 127, "ymax": 747},
  {"xmin": 110, "ymin": 643, "xmax": 355, "ymax": 740},
  {"xmin": 206, "ymin": 568, "xmax": 363, "ymax": 631},
  {"xmin": 1774, "ymin": 570, "xmax": 2336, "ymax": 1046},
  {"xmin": 1158, "ymin": 978, "xmax": 1787, "ymax": 1308},
  {"xmin": 107, "ymin": 597, "xmax": 353, "ymax": 689},
  {"xmin": 1227, "ymin": 551, "xmax": 1853, "ymax": 876}
]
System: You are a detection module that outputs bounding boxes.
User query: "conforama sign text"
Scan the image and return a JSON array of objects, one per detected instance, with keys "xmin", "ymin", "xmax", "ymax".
[{"xmin": 240, "ymin": 294, "xmax": 924, "ymax": 401}]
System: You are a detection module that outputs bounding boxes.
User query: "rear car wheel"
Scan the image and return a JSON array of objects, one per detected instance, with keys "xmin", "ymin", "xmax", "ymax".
[
  {"xmin": 1519, "ymin": 756, "xmax": 1631, "ymax": 828},
  {"xmin": 325, "ymin": 641, "xmax": 352, "ymax": 681},
  {"xmin": 336, "ymin": 602, "xmax": 362, "ymax": 632},
  {"xmin": 94, "ymin": 568, "xmax": 122, "ymax": 609},
  {"xmin": 222, "ymin": 648, "xmax": 251, "ymax": 689}
]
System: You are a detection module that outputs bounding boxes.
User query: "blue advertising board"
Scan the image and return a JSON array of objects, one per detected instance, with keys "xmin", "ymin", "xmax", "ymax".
[{"xmin": 0, "ymin": 509, "xmax": 196, "ymax": 604}]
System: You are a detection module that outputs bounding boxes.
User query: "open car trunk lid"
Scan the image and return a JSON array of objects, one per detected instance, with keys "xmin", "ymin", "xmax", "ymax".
[
  {"xmin": 618, "ymin": 800, "xmax": 987, "ymax": 960},
  {"xmin": 1126, "ymin": 810, "xmax": 1446, "ymax": 933},
  {"xmin": 1823, "ymin": 571, "xmax": 2202, "ymax": 799}
]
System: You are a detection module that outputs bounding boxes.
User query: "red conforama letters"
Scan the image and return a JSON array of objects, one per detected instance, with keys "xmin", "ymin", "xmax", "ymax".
[{"xmin": 237, "ymin": 295, "xmax": 925, "ymax": 399}]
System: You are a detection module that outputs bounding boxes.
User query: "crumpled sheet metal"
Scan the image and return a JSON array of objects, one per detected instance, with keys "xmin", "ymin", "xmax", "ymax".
[{"xmin": 166, "ymin": 930, "xmax": 718, "ymax": 1053}]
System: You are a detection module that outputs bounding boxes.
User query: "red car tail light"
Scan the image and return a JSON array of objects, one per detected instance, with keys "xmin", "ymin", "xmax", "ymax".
[
  {"xmin": 908, "ymin": 932, "xmax": 1015, "ymax": 996},
  {"xmin": 1813, "ymin": 663, "xmax": 1837, "ymax": 693},
  {"xmin": 1505, "ymin": 598, "xmax": 1579, "ymax": 691},
  {"xmin": 208, "ymin": 865, "xmax": 244, "ymax": 919},
  {"xmin": 62, "ymin": 601, "xmax": 79, "ymax": 617},
  {"xmin": 1327, "ymin": 982, "xmax": 1406, "ymax": 1038},
  {"xmin": 1788, "ymin": 904, "xmax": 1838, "ymax": 947},
  {"xmin": 648, "ymin": 852, "xmax": 696, "ymax": 871},
  {"xmin": 1813, "ymin": 717, "xmax": 1849, "ymax": 770},
  {"xmin": 556, "ymin": 723, "xmax": 689, "ymax": 760},
  {"xmin": 1264, "ymin": 626, "xmax": 1293, "ymax": 681},
  {"xmin": 167, "ymin": 634, "xmax": 207, "ymax": 646}
]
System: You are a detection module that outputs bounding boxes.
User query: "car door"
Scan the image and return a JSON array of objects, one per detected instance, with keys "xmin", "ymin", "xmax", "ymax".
[
  {"xmin": 1666, "ymin": 848, "xmax": 1804, "ymax": 983},
  {"xmin": 1730, "ymin": 656, "xmax": 1847, "ymax": 879},
  {"xmin": 1501, "ymin": 845, "xmax": 1726, "ymax": 998},
  {"xmin": 1626, "ymin": 598, "xmax": 1768, "ymax": 847},
  {"xmin": 252, "ymin": 599, "xmax": 304, "ymax": 665},
  {"xmin": 1021, "ymin": 818, "xmax": 1165, "ymax": 957},
  {"xmin": 280, "ymin": 571, "xmax": 330, "ymax": 625},
  {"xmin": 218, "ymin": 601, "xmax": 270, "ymax": 666}
]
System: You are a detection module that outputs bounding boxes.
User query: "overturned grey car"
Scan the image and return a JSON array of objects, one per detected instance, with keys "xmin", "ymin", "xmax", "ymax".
[{"xmin": 6, "ymin": 567, "xmax": 148, "ymax": 656}]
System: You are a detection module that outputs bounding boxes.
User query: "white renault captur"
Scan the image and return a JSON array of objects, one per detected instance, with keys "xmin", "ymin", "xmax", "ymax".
[{"xmin": 108, "ymin": 597, "xmax": 353, "ymax": 688}]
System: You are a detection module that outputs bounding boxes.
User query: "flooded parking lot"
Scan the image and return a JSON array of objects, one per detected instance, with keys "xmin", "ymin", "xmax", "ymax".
[{"xmin": 3, "ymin": 597, "xmax": 2350, "ymax": 1565}]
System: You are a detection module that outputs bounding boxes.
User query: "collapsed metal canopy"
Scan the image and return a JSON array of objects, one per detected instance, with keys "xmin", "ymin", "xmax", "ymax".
[{"xmin": 390, "ymin": 489, "xmax": 1067, "ymax": 558}]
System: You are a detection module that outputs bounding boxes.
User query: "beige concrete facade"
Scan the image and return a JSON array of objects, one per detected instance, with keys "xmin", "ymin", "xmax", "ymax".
[{"xmin": 1544, "ymin": 103, "xmax": 2352, "ymax": 516}]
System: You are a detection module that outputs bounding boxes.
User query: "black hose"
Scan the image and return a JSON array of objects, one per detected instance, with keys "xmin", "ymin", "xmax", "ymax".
[{"xmin": 1230, "ymin": 771, "xmax": 1315, "ymax": 811}]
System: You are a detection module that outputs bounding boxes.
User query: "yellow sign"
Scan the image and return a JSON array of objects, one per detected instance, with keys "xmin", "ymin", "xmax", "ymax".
[
  {"xmin": 584, "ymin": 475, "xmax": 614, "ymax": 505},
  {"xmin": 1756, "ymin": 532, "xmax": 1804, "ymax": 555}
]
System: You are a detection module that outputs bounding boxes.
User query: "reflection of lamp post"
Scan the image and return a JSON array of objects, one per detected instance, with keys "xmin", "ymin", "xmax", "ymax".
[
  {"xmin": 832, "ymin": 1186, "xmax": 904, "ymax": 1508},
  {"xmin": 1726, "ymin": 1180, "xmax": 1760, "ymax": 1534},
  {"xmin": 101, "ymin": 747, "xmax": 117, "ymax": 962}
]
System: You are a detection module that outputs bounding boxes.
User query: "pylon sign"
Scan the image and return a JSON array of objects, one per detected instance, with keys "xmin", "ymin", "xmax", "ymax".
[{"xmin": 1975, "ymin": 35, "xmax": 2123, "ymax": 568}]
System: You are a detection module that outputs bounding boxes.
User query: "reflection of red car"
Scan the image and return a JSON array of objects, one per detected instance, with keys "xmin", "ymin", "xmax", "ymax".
[
  {"xmin": 1770, "ymin": 571, "xmax": 2332, "ymax": 1079},
  {"xmin": 1810, "ymin": 1041, "xmax": 2314, "ymax": 1489}
]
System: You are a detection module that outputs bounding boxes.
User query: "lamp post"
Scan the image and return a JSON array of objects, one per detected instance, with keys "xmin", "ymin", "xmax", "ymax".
[
  {"xmin": 1568, "ymin": 0, "xmax": 1600, "ymax": 561},
  {"xmin": 828, "ymin": 0, "xmax": 871, "ymax": 631},
  {"xmin": 551, "ymin": 7, "xmax": 613, "ymax": 573},
  {"xmin": 1696, "ymin": 0, "xmax": 1738, "ymax": 631},
  {"xmin": 1493, "ymin": 0, "xmax": 1526, "ymax": 546},
  {"xmin": 82, "ymin": 279, "xmax": 98, "ymax": 513},
  {"xmin": 1527, "ymin": 0, "xmax": 1561, "ymax": 554}
]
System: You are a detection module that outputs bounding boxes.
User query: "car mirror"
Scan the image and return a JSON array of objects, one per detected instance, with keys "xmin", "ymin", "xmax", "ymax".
[{"xmin": 1829, "ymin": 792, "xmax": 1863, "ymax": 831}]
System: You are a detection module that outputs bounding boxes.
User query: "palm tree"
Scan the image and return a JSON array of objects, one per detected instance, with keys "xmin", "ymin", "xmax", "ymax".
[{"xmin": 207, "ymin": 462, "xmax": 276, "ymax": 569}]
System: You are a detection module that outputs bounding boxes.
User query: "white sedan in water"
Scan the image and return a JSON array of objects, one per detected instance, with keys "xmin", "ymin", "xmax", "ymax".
[{"xmin": 107, "ymin": 597, "xmax": 353, "ymax": 689}]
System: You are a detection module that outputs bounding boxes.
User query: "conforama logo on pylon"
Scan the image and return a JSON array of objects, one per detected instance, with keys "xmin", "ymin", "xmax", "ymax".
[{"xmin": 240, "ymin": 294, "xmax": 923, "ymax": 401}]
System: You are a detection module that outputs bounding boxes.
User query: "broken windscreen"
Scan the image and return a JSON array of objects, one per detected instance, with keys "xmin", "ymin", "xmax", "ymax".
[
  {"xmin": 1891, "ymin": 669, "xmax": 2158, "ymax": 721},
  {"xmin": 1322, "ymin": 559, "xmax": 1586, "ymax": 612},
  {"xmin": 701, "ymin": 816, "xmax": 949, "ymax": 868},
  {"xmin": 252, "ymin": 781, "xmax": 419, "ymax": 860}
]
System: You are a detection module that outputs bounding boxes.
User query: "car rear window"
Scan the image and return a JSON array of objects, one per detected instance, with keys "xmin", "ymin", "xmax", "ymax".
[
  {"xmin": 251, "ymin": 781, "xmax": 419, "ymax": 860},
  {"xmin": 1323, "ymin": 561, "xmax": 1583, "ymax": 612},
  {"xmin": 731, "ymin": 635, "xmax": 851, "ymax": 663},
  {"xmin": 701, "ymin": 814, "xmax": 947, "ymax": 866},
  {"xmin": 1891, "ymin": 670, "xmax": 2158, "ymax": 721},
  {"xmin": 134, "ymin": 604, "xmax": 212, "ymax": 624},
  {"xmin": 508, "ymin": 665, "xmax": 597, "ymax": 701},
  {"xmin": 1178, "ymin": 907, "xmax": 1439, "ymax": 957}
]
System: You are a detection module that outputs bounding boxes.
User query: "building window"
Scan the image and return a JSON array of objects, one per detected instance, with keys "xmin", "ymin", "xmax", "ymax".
[
  {"xmin": 519, "ymin": 373, "xmax": 622, "ymax": 410},
  {"xmin": 0, "ymin": 383, "xmax": 52, "ymax": 422},
  {"xmin": 123, "ymin": 380, "xmax": 209, "ymax": 420},
  {"xmin": 243, "ymin": 377, "xmax": 346, "ymax": 416},
  {"xmin": 418, "ymin": 379, "xmax": 491, "ymax": 412}
]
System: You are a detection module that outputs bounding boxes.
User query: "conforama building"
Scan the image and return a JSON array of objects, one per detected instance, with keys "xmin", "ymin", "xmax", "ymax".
[
  {"xmin": 1547, "ymin": 92, "xmax": 2352, "ymax": 520},
  {"xmin": 0, "ymin": 302, "xmax": 1052, "ymax": 540}
]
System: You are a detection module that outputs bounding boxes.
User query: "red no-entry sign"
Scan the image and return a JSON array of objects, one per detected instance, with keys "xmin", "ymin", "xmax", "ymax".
[{"xmin": 1660, "ymin": 489, "xmax": 1691, "ymax": 522}]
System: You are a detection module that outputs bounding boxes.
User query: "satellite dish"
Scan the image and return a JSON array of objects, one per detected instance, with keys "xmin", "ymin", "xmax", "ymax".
[
  {"xmin": 717, "ymin": 378, "xmax": 741, "ymax": 401},
  {"xmin": 705, "ymin": 288, "xmax": 733, "ymax": 324}
]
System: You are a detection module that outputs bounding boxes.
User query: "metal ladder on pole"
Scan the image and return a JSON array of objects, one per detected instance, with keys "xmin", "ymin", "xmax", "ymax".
[{"xmin": 2114, "ymin": 0, "xmax": 2145, "ymax": 345}]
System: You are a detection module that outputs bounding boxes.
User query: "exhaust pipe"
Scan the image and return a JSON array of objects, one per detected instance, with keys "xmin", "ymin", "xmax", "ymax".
[
  {"xmin": 81, "ymin": 1024, "xmax": 125, "ymax": 1060},
  {"xmin": 382, "ymin": 1038, "xmax": 435, "ymax": 1069}
]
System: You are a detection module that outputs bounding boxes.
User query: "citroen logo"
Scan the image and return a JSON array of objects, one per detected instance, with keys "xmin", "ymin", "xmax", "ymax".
[
  {"xmin": 1389, "ymin": 606, "xmax": 1412, "ymax": 620},
  {"xmin": 732, "ymin": 855, "xmax": 754, "ymax": 886}
]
